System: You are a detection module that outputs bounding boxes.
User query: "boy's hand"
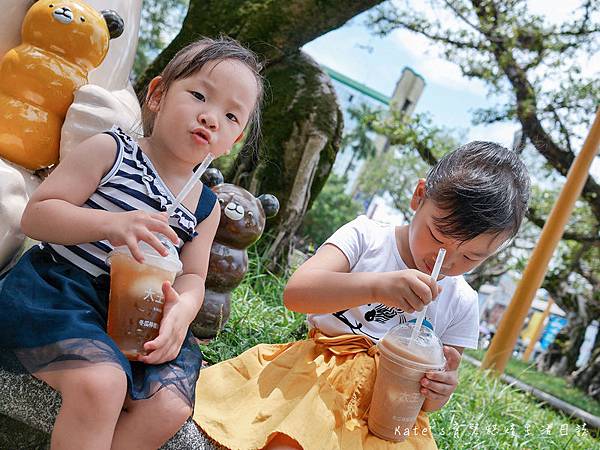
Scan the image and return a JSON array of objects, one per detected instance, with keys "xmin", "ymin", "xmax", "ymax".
[
  {"xmin": 376, "ymin": 269, "xmax": 441, "ymax": 313},
  {"xmin": 421, "ymin": 346, "xmax": 461, "ymax": 412},
  {"xmin": 138, "ymin": 281, "xmax": 189, "ymax": 365},
  {"xmin": 104, "ymin": 211, "xmax": 179, "ymax": 263}
]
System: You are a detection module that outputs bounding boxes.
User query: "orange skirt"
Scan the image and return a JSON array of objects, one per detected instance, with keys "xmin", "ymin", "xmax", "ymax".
[{"xmin": 194, "ymin": 330, "xmax": 438, "ymax": 450}]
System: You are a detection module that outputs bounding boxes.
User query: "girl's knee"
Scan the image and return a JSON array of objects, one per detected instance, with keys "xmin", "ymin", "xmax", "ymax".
[
  {"xmin": 136, "ymin": 389, "xmax": 191, "ymax": 434},
  {"xmin": 62, "ymin": 365, "xmax": 127, "ymax": 410}
]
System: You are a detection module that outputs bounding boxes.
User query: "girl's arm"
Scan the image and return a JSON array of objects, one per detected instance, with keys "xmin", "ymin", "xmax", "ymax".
[
  {"xmin": 284, "ymin": 244, "xmax": 440, "ymax": 314},
  {"xmin": 140, "ymin": 199, "xmax": 220, "ymax": 365},
  {"xmin": 21, "ymin": 133, "xmax": 117, "ymax": 243},
  {"xmin": 21, "ymin": 133, "xmax": 178, "ymax": 260}
]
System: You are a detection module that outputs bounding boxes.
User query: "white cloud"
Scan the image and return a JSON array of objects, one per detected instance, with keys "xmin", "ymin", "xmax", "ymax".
[
  {"xmin": 466, "ymin": 122, "xmax": 520, "ymax": 148},
  {"xmin": 389, "ymin": 29, "xmax": 489, "ymax": 96}
]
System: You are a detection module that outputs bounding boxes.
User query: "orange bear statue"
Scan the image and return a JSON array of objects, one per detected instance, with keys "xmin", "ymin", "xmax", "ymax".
[{"xmin": 0, "ymin": 0, "xmax": 123, "ymax": 170}]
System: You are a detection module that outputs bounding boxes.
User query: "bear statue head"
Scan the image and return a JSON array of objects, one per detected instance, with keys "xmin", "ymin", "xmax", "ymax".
[
  {"xmin": 22, "ymin": 1, "xmax": 123, "ymax": 70},
  {"xmin": 201, "ymin": 168, "xmax": 279, "ymax": 250}
]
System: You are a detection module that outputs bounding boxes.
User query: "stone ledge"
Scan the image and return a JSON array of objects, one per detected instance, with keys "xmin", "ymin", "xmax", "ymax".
[{"xmin": 0, "ymin": 368, "xmax": 218, "ymax": 449}]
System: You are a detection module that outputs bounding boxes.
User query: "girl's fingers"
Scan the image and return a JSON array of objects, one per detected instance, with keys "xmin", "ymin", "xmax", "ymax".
[
  {"xmin": 126, "ymin": 238, "xmax": 145, "ymax": 263},
  {"xmin": 149, "ymin": 218, "xmax": 179, "ymax": 245},
  {"xmin": 141, "ymin": 230, "xmax": 170, "ymax": 256}
]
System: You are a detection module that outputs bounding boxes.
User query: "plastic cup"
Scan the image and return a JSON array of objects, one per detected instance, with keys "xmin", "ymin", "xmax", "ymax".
[
  {"xmin": 106, "ymin": 235, "xmax": 182, "ymax": 360},
  {"xmin": 368, "ymin": 322, "xmax": 446, "ymax": 441}
]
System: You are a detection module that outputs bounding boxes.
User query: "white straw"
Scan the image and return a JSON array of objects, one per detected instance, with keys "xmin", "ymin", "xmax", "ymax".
[
  {"xmin": 409, "ymin": 248, "xmax": 446, "ymax": 346},
  {"xmin": 166, "ymin": 153, "xmax": 214, "ymax": 216}
]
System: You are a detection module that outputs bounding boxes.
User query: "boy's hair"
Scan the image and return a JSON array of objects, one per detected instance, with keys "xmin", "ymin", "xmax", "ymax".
[
  {"xmin": 425, "ymin": 141, "xmax": 530, "ymax": 242},
  {"xmin": 141, "ymin": 36, "xmax": 264, "ymax": 151}
]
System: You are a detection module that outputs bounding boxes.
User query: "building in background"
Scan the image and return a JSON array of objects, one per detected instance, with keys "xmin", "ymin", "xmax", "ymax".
[{"xmin": 327, "ymin": 66, "xmax": 425, "ymax": 205}]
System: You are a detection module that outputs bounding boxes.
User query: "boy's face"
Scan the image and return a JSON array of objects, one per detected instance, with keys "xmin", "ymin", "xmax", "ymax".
[{"xmin": 407, "ymin": 179, "xmax": 509, "ymax": 278}]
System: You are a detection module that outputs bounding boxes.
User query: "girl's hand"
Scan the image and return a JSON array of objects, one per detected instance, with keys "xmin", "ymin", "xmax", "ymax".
[
  {"xmin": 374, "ymin": 269, "xmax": 441, "ymax": 313},
  {"xmin": 104, "ymin": 211, "xmax": 179, "ymax": 263},
  {"xmin": 139, "ymin": 281, "xmax": 189, "ymax": 365},
  {"xmin": 421, "ymin": 346, "xmax": 461, "ymax": 412}
]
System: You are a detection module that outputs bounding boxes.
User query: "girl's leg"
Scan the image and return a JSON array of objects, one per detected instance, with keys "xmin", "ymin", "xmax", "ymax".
[
  {"xmin": 111, "ymin": 387, "xmax": 192, "ymax": 450},
  {"xmin": 263, "ymin": 433, "xmax": 303, "ymax": 450},
  {"xmin": 35, "ymin": 364, "xmax": 127, "ymax": 450}
]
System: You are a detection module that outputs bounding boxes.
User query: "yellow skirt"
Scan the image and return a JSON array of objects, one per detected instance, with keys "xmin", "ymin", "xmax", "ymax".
[{"xmin": 194, "ymin": 330, "xmax": 438, "ymax": 450}]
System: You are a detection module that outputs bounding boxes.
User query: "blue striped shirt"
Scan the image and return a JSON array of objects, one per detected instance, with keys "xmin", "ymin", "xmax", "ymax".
[{"xmin": 45, "ymin": 127, "xmax": 217, "ymax": 277}]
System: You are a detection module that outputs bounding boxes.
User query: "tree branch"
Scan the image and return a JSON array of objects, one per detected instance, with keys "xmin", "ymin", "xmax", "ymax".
[{"xmin": 527, "ymin": 207, "xmax": 600, "ymax": 244}]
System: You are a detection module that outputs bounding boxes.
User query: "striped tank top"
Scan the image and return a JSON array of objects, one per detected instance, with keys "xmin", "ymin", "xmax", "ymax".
[{"xmin": 44, "ymin": 127, "xmax": 217, "ymax": 277}]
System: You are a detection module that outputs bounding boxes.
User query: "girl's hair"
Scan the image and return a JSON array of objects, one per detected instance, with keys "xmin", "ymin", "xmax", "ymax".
[
  {"xmin": 425, "ymin": 141, "xmax": 531, "ymax": 242},
  {"xmin": 141, "ymin": 37, "xmax": 264, "ymax": 151}
]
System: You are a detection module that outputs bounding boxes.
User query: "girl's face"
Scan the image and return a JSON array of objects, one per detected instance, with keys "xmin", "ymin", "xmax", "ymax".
[
  {"xmin": 407, "ymin": 179, "xmax": 509, "ymax": 278},
  {"xmin": 147, "ymin": 58, "xmax": 258, "ymax": 164}
]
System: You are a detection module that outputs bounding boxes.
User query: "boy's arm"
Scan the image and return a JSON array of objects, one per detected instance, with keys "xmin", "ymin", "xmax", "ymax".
[
  {"xmin": 140, "ymin": 200, "xmax": 220, "ymax": 365},
  {"xmin": 283, "ymin": 243, "xmax": 380, "ymax": 314},
  {"xmin": 284, "ymin": 244, "xmax": 440, "ymax": 314},
  {"xmin": 421, "ymin": 345, "xmax": 463, "ymax": 412}
]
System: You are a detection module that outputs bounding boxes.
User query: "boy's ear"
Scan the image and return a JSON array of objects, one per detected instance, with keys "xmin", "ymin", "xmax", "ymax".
[
  {"xmin": 146, "ymin": 76, "xmax": 164, "ymax": 112},
  {"xmin": 410, "ymin": 178, "xmax": 427, "ymax": 211}
]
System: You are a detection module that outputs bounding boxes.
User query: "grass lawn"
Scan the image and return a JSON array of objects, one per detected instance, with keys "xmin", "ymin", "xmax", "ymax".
[
  {"xmin": 466, "ymin": 348, "xmax": 600, "ymax": 418},
  {"xmin": 200, "ymin": 254, "xmax": 599, "ymax": 447}
]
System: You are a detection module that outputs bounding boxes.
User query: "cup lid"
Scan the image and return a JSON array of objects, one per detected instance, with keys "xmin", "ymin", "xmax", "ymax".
[
  {"xmin": 377, "ymin": 322, "xmax": 446, "ymax": 371},
  {"xmin": 107, "ymin": 234, "xmax": 183, "ymax": 274}
]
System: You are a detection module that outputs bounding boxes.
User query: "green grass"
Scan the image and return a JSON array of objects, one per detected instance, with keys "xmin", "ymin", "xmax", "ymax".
[
  {"xmin": 466, "ymin": 349, "xmax": 600, "ymax": 418},
  {"xmin": 199, "ymin": 252, "xmax": 307, "ymax": 365},
  {"xmin": 430, "ymin": 362, "xmax": 599, "ymax": 448},
  {"xmin": 199, "ymin": 253, "xmax": 599, "ymax": 447}
]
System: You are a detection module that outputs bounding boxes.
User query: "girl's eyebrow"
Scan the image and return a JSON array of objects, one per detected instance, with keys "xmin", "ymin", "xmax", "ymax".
[{"xmin": 428, "ymin": 225, "xmax": 444, "ymax": 243}]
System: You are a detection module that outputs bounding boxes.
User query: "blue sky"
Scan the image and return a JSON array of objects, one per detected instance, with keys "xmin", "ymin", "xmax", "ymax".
[{"xmin": 301, "ymin": 1, "xmax": 600, "ymax": 177}]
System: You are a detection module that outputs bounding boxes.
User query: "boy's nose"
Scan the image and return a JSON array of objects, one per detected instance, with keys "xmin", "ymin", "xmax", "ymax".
[{"xmin": 198, "ymin": 112, "xmax": 218, "ymax": 130}]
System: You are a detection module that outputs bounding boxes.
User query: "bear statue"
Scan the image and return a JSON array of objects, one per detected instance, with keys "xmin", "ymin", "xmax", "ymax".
[
  {"xmin": 191, "ymin": 169, "xmax": 280, "ymax": 339},
  {"xmin": 0, "ymin": 0, "xmax": 124, "ymax": 170}
]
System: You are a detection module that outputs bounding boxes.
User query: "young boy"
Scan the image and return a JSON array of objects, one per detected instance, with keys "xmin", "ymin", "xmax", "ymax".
[{"xmin": 195, "ymin": 141, "xmax": 530, "ymax": 450}]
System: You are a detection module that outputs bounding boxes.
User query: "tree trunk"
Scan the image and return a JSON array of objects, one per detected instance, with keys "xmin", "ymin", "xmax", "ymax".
[
  {"xmin": 133, "ymin": 0, "xmax": 384, "ymax": 264},
  {"xmin": 234, "ymin": 50, "xmax": 342, "ymax": 268},
  {"xmin": 571, "ymin": 327, "xmax": 600, "ymax": 400},
  {"xmin": 134, "ymin": 0, "xmax": 384, "ymax": 94},
  {"xmin": 537, "ymin": 314, "xmax": 587, "ymax": 376}
]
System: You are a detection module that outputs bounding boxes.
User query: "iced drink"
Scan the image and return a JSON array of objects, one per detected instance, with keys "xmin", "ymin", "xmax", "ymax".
[
  {"xmin": 107, "ymin": 239, "xmax": 182, "ymax": 360},
  {"xmin": 368, "ymin": 322, "xmax": 446, "ymax": 441}
]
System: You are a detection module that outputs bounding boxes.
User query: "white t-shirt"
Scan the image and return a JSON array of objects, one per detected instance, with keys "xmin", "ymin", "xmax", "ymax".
[{"xmin": 307, "ymin": 215, "xmax": 480, "ymax": 349}]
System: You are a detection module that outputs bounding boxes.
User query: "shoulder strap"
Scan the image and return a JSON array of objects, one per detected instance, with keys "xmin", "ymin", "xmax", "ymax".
[{"xmin": 194, "ymin": 184, "xmax": 218, "ymax": 223}]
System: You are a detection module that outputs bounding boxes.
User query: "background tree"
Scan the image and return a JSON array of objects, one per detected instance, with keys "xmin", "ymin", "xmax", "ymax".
[
  {"xmin": 134, "ymin": 0, "xmax": 385, "ymax": 268},
  {"xmin": 364, "ymin": 0, "xmax": 599, "ymax": 392}
]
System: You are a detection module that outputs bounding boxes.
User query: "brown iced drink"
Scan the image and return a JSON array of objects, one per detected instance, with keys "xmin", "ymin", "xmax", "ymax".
[
  {"xmin": 107, "ymin": 240, "xmax": 182, "ymax": 360},
  {"xmin": 368, "ymin": 322, "xmax": 445, "ymax": 442}
]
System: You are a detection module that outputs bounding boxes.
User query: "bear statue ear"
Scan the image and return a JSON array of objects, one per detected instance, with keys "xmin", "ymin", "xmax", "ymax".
[
  {"xmin": 258, "ymin": 194, "xmax": 279, "ymax": 219},
  {"xmin": 101, "ymin": 10, "xmax": 124, "ymax": 40},
  {"xmin": 201, "ymin": 168, "xmax": 224, "ymax": 188}
]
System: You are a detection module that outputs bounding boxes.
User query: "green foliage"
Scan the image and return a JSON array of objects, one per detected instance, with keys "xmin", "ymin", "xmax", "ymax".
[
  {"xmin": 132, "ymin": 0, "xmax": 189, "ymax": 81},
  {"xmin": 299, "ymin": 173, "xmax": 363, "ymax": 247},
  {"xmin": 353, "ymin": 110, "xmax": 462, "ymax": 214},
  {"xmin": 200, "ymin": 248, "xmax": 307, "ymax": 364},
  {"xmin": 466, "ymin": 349, "xmax": 600, "ymax": 417}
]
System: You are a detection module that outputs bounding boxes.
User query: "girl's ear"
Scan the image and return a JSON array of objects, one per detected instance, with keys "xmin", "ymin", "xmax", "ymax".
[
  {"xmin": 410, "ymin": 178, "xmax": 426, "ymax": 211},
  {"xmin": 146, "ymin": 76, "xmax": 164, "ymax": 112}
]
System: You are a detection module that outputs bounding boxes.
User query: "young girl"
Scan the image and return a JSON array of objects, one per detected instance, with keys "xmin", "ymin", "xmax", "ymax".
[
  {"xmin": 0, "ymin": 37, "xmax": 264, "ymax": 449},
  {"xmin": 194, "ymin": 142, "xmax": 530, "ymax": 449}
]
